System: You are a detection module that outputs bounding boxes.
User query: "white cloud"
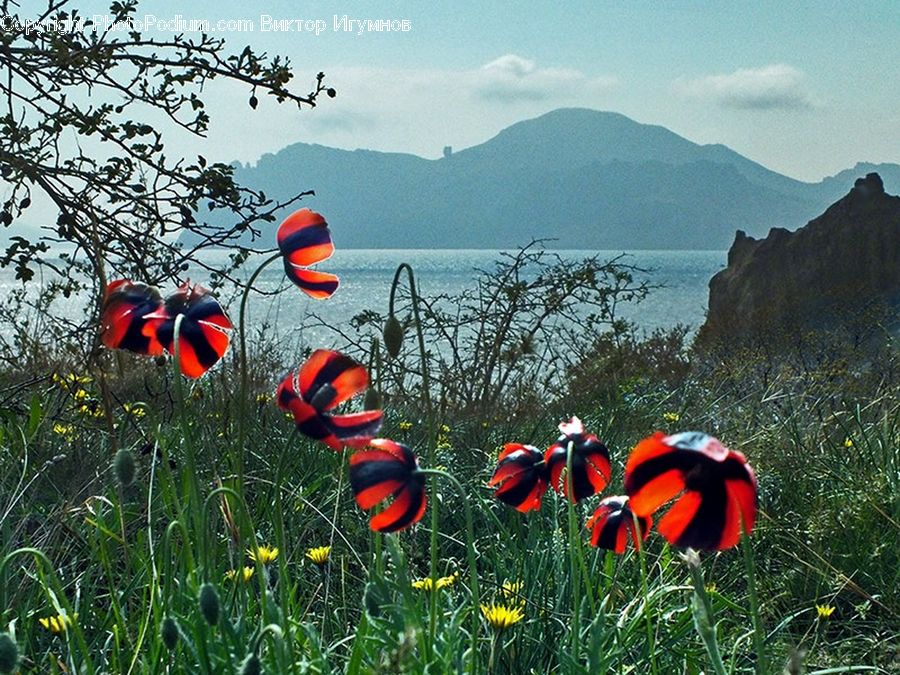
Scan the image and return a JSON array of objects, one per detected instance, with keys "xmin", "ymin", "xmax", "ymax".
[
  {"xmin": 475, "ymin": 54, "xmax": 618, "ymax": 103},
  {"xmin": 674, "ymin": 64, "xmax": 815, "ymax": 110}
]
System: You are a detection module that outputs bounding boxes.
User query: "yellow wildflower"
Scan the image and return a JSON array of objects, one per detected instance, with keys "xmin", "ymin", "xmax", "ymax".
[
  {"xmin": 663, "ymin": 412, "xmax": 681, "ymax": 423},
  {"xmin": 53, "ymin": 373, "xmax": 91, "ymax": 390},
  {"xmin": 52, "ymin": 423, "xmax": 75, "ymax": 440},
  {"xmin": 77, "ymin": 403, "xmax": 104, "ymax": 419},
  {"xmin": 398, "ymin": 421, "xmax": 413, "ymax": 431},
  {"xmin": 306, "ymin": 546, "xmax": 331, "ymax": 566},
  {"xmin": 38, "ymin": 613, "xmax": 75, "ymax": 634},
  {"xmin": 123, "ymin": 403, "xmax": 146, "ymax": 419},
  {"xmin": 439, "ymin": 424, "xmax": 450, "ymax": 433},
  {"xmin": 411, "ymin": 573, "xmax": 458, "ymax": 592},
  {"xmin": 480, "ymin": 603, "xmax": 524, "ymax": 631},
  {"xmin": 73, "ymin": 388, "xmax": 89, "ymax": 402},
  {"xmin": 705, "ymin": 582, "xmax": 718, "ymax": 594},
  {"xmin": 501, "ymin": 580, "xmax": 523, "ymax": 597},
  {"xmin": 816, "ymin": 603, "xmax": 835, "ymax": 620},
  {"xmin": 256, "ymin": 393, "xmax": 271, "ymax": 404},
  {"xmin": 412, "ymin": 577, "xmax": 435, "ymax": 591},
  {"xmin": 247, "ymin": 545, "xmax": 279, "ymax": 565},
  {"xmin": 225, "ymin": 566, "xmax": 255, "ymax": 582},
  {"xmin": 437, "ymin": 572, "xmax": 459, "ymax": 589},
  {"xmin": 843, "ymin": 437, "xmax": 853, "ymax": 449}
]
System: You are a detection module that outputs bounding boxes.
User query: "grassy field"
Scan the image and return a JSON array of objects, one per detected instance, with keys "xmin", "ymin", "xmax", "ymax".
[{"xmin": 0, "ymin": 299, "xmax": 898, "ymax": 673}]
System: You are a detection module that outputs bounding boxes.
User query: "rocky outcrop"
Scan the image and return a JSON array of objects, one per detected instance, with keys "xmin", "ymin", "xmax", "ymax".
[{"xmin": 699, "ymin": 173, "xmax": 900, "ymax": 342}]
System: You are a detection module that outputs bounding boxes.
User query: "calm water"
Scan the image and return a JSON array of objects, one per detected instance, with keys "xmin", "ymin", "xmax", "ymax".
[{"xmin": 0, "ymin": 249, "xmax": 726, "ymax": 349}]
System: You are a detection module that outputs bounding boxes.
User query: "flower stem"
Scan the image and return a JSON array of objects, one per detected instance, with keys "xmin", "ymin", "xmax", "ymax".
[
  {"xmin": 237, "ymin": 251, "xmax": 281, "ymax": 484},
  {"xmin": 564, "ymin": 441, "xmax": 582, "ymax": 661},
  {"xmin": 686, "ymin": 552, "xmax": 727, "ymax": 675},
  {"xmin": 420, "ymin": 469, "xmax": 480, "ymax": 673},
  {"xmin": 741, "ymin": 531, "xmax": 767, "ymax": 674},
  {"xmin": 634, "ymin": 514, "xmax": 658, "ymax": 675},
  {"xmin": 388, "ymin": 263, "xmax": 431, "ymax": 411}
]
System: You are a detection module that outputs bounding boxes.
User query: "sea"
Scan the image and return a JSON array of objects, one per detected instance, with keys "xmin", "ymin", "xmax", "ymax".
[{"xmin": 0, "ymin": 249, "xmax": 727, "ymax": 350}]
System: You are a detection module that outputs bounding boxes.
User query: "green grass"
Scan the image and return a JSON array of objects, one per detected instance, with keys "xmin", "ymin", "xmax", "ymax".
[{"xmin": 0, "ymin": 347, "xmax": 898, "ymax": 674}]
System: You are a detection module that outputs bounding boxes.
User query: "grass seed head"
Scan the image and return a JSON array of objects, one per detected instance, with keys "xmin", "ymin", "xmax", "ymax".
[
  {"xmin": 199, "ymin": 583, "xmax": 220, "ymax": 626},
  {"xmin": 0, "ymin": 633, "xmax": 19, "ymax": 674},
  {"xmin": 114, "ymin": 448, "xmax": 136, "ymax": 486}
]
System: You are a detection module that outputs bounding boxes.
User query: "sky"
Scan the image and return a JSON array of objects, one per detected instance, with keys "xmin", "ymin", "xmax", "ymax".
[{"xmin": 27, "ymin": 1, "xmax": 900, "ymax": 181}]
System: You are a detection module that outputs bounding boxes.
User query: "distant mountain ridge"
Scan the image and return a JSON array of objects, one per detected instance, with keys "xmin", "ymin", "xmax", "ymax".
[{"xmin": 188, "ymin": 108, "xmax": 900, "ymax": 250}]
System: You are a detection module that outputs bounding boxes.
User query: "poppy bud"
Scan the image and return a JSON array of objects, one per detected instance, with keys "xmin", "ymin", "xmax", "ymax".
[
  {"xmin": 249, "ymin": 95, "xmax": 258, "ymax": 109},
  {"xmin": 383, "ymin": 315, "xmax": 403, "ymax": 358},
  {"xmin": 364, "ymin": 388, "xmax": 382, "ymax": 410},
  {"xmin": 114, "ymin": 448, "xmax": 136, "ymax": 487},
  {"xmin": 326, "ymin": 88, "xmax": 336, "ymax": 98},
  {"xmin": 240, "ymin": 653, "xmax": 262, "ymax": 675},
  {"xmin": 198, "ymin": 583, "xmax": 220, "ymax": 626},
  {"xmin": 160, "ymin": 616, "xmax": 179, "ymax": 650},
  {"xmin": 0, "ymin": 633, "xmax": 18, "ymax": 674}
]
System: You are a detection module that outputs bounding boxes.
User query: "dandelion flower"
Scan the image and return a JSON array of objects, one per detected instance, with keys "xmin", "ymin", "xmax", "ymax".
[
  {"xmin": 306, "ymin": 546, "xmax": 331, "ymax": 567},
  {"xmin": 247, "ymin": 545, "xmax": 279, "ymax": 565},
  {"xmin": 501, "ymin": 580, "xmax": 523, "ymax": 598},
  {"xmin": 816, "ymin": 604, "xmax": 835, "ymax": 620},
  {"xmin": 411, "ymin": 577, "xmax": 435, "ymax": 591},
  {"xmin": 38, "ymin": 613, "xmax": 75, "ymax": 634},
  {"xmin": 412, "ymin": 573, "xmax": 459, "ymax": 591},
  {"xmin": 663, "ymin": 412, "xmax": 681, "ymax": 423},
  {"xmin": 398, "ymin": 421, "xmax": 413, "ymax": 431},
  {"xmin": 225, "ymin": 566, "xmax": 255, "ymax": 582},
  {"xmin": 437, "ymin": 573, "xmax": 459, "ymax": 589},
  {"xmin": 480, "ymin": 603, "xmax": 524, "ymax": 631}
]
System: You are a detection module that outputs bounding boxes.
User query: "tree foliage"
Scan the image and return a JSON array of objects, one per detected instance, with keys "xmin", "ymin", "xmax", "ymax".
[{"xmin": 0, "ymin": 0, "xmax": 331, "ymax": 361}]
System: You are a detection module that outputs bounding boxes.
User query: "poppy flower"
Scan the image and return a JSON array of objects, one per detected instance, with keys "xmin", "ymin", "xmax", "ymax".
[
  {"xmin": 488, "ymin": 443, "xmax": 548, "ymax": 512},
  {"xmin": 349, "ymin": 439, "xmax": 426, "ymax": 533},
  {"xmin": 585, "ymin": 496, "xmax": 651, "ymax": 553},
  {"xmin": 624, "ymin": 432, "xmax": 757, "ymax": 551},
  {"xmin": 145, "ymin": 281, "xmax": 233, "ymax": 378},
  {"xmin": 544, "ymin": 416, "xmax": 611, "ymax": 502},
  {"xmin": 276, "ymin": 349, "xmax": 383, "ymax": 450},
  {"xmin": 99, "ymin": 279, "xmax": 165, "ymax": 356},
  {"xmin": 277, "ymin": 208, "xmax": 339, "ymax": 299}
]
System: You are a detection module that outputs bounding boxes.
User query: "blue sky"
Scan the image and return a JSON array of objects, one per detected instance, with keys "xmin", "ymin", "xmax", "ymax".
[{"xmin": 60, "ymin": 1, "xmax": 900, "ymax": 180}]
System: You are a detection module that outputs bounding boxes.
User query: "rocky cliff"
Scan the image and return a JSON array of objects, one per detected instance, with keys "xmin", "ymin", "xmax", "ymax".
[{"xmin": 699, "ymin": 173, "xmax": 900, "ymax": 342}]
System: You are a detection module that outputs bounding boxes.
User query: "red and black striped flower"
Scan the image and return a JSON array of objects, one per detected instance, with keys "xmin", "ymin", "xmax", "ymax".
[
  {"xmin": 488, "ymin": 443, "xmax": 548, "ymax": 512},
  {"xmin": 100, "ymin": 280, "xmax": 165, "ymax": 356},
  {"xmin": 585, "ymin": 496, "xmax": 651, "ymax": 554},
  {"xmin": 349, "ymin": 439, "xmax": 426, "ymax": 533},
  {"xmin": 545, "ymin": 417, "xmax": 612, "ymax": 502},
  {"xmin": 276, "ymin": 208, "xmax": 339, "ymax": 299},
  {"xmin": 624, "ymin": 432, "xmax": 757, "ymax": 551},
  {"xmin": 276, "ymin": 349, "xmax": 383, "ymax": 450},
  {"xmin": 146, "ymin": 282, "xmax": 233, "ymax": 379}
]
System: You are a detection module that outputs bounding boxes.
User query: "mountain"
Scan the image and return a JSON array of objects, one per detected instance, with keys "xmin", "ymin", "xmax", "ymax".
[
  {"xmin": 699, "ymin": 173, "xmax": 900, "ymax": 342},
  {"xmin": 184, "ymin": 108, "xmax": 900, "ymax": 250}
]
